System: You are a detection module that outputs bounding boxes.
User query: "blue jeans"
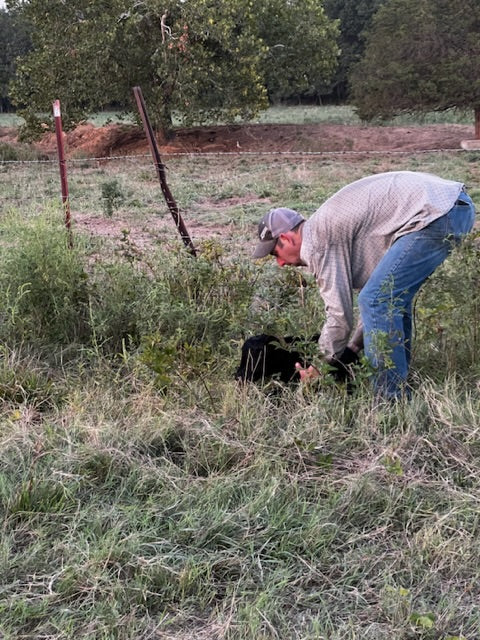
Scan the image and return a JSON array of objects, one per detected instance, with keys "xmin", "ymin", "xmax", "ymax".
[{"xmin": 358, "ymin": 193, "xmax": 475, "ymax": 399}]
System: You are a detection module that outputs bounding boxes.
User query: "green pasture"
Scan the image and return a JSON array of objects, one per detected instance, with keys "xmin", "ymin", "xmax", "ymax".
[
  {"xmin": 1, "ymin": 126, "xmax": 480, "ymax": 639},
  {"xmin": 0, "ymin": 104, "xmax": 476, "ymax": 128}
]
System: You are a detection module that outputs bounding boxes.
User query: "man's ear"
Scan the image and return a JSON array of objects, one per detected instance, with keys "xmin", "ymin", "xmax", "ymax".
[{"xmin": 278, "ymin": 231, "xmax": 293, "ymax": 245}]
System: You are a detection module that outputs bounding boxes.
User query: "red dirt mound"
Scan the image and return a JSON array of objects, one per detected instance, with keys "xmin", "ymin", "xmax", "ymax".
[{"xmin": 3, "ymin": 121, "xmax": 476, "ymax": 157}]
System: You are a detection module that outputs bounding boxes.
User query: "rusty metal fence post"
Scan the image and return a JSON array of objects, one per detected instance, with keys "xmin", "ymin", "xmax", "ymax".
[
  {"xmin": 133, "ymin": 86, "xmax": 196, "ymax": 257},
  {"xmin": 53, "ymin": 99, "xmax": 73, "ymax": 247}
]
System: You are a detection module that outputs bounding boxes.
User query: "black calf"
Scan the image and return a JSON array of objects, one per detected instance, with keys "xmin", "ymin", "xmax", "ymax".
[
  {"xmin": 235, "ymin": 334, "xmax": 360, "ymax": 386},
  {"xmin": 235, "ymin": 334, "xmax": 316, "ymax": 383}
]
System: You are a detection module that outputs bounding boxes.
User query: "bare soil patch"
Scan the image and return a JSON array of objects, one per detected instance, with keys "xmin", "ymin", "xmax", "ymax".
[{"xmin": 1, "ymin": 121, "xmax": 476, "ymax": 157}]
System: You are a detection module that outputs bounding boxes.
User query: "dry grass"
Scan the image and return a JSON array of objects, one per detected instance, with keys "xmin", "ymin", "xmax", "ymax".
[{"xmin": 1, "ymin": 129, "xmax": 480, "ymax": 639}]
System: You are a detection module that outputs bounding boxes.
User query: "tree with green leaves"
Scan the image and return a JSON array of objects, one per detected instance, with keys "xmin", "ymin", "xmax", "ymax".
[
  {"xmin": 0, "ymin": 7, "xmax": 31, "ymax": 111},
  {"xmin": 257, "ymin": 0, "xmax": 339, "ymax": 103},
  {"xmin": 350, "ymin": 0, "xmax": 480, "ymax": 136},
  {"xmin": 8, "ymin": 0, "xmax": 128, "ymax": 136},
  {"xmin": 323, "ymin": 0, "xmax": 385, "ymax": 100},
  {"xmin": 8, "ymin": 0, "xmax": 339, "ymax": 139}
]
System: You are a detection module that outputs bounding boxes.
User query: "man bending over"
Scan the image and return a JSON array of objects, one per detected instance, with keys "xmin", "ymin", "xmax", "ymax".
[{"xmin": 252, "ymin": 171, "xmax": 475, "ymax": 400}]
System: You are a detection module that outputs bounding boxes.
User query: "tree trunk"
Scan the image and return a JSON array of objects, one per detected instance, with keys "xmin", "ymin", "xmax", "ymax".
[
  {"xmin": 475, "ymin": 107, "xmax": 480, "ymax": 140},
  {"xmin": 156, "ymin": 99, "xmax": 175, "ymax": 141}
]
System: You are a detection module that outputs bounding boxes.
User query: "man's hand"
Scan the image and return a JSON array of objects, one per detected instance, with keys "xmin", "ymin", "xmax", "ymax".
[
  {"xmin": 328, "ymin": 346, "xmax": 360, "ymax": 382},
  {"xmin": 295, "ymin": 363, "xmax": 320, "ymax": 382},
  {"xmin": 295, "ymin": 346, "xmax": 361, "ymax": 385}
]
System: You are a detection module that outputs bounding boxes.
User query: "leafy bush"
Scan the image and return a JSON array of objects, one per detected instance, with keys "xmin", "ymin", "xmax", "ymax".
[
  {"xmin": 414, "ymin": 231, "xmax": 480, "ymax": 379},
  {"xmin": 83, "ymin": 238, "xmax": 261, "ymax": 369},
  {"xmin": 0, "ymin": 214, "xmax": 259, "ymax": 367},
  {"xmin": 87, "ymin": 259, "xmax": 151, "ymax": 353},
  {"xmin": 0, "ymin": 208, "xmax": 328, "ymax": 390},
  {"xmin": 136, "ymin": 242, "xmax": 259, "ymax": 384},
  {"xmin": 100, "ymin": 179, "xmax": 126, "ymax": 217},
  {"xmin": 0, "ymin": 209, "xmax": 90, "ymax": 345}
]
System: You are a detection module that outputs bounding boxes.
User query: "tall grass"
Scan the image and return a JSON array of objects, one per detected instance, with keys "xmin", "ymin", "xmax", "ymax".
[
  {"xmin": 0, "ymin": 146, "xmax": 479, "ymax": 639},
  {"xmin": 2, "ymin": 359, "xmax": 480, "ymax": 639}
]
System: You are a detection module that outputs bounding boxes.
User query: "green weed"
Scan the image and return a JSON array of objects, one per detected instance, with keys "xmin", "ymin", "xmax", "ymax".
[
  {"xmin": 101, "ymin": 179, "xmax": 126, "ymax": 217},
  {"xmin": 0, "ymin": 208, "xmax": 90, "ymax": 345},
  {"xmin": 414, "ymin": 231, "xmax": 480, "ymax": 378}
]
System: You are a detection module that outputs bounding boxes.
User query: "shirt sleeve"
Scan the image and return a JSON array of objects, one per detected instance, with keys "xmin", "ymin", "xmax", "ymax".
[{"xmin": 311, "ymin": 242, "xmax": 354, "ymax": 359}]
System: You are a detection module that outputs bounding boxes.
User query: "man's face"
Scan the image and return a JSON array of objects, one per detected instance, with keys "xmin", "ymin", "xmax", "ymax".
[{"xmin": 272, "ymin": 231, "xmax": 303, "ymax": 267}]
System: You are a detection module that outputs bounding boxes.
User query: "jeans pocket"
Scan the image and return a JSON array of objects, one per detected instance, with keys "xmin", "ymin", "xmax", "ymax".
[
  {"xmin": 446, "ymin": 203, "xmax": 475, "ymax": 238},
  {"xmin": 422, "ymin": 212, "xmax": 448, "ymax": 240}
]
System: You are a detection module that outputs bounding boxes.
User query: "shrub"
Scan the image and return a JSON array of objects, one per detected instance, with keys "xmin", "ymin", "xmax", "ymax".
[
  {"xmin": 0, "ymin": 211, "xmax": 324, "ymax": 386},
  {"xmin": 0, "ymin": 209, "xmax": 90, "ymax": 345},
  {"xmin": 87, "ymin": 259, "xmax": 151, "ymax": 353},
  {"xmin": 414, "ymin": 231, "xmax": 480, "ymax": 379},
  {"xmin": 100, "ymin": 179, "xmax": 126, "ymax": 217},
  {"xmin": 136, "ymin": 242, "xmax": 258, "ymax": 384}
]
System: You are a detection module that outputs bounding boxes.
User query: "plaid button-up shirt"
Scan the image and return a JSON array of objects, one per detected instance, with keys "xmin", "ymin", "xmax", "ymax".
[{"xmin": 300, "ymin": 171, "xmax": 465, "ymax": 358}]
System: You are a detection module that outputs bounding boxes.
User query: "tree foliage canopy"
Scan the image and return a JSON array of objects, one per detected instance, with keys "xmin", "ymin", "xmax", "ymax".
[
  {"xmin": 323, "ymin": 0, "xmax": 385, "ymax": 100},
  {"xmin": 0, "ymin": 7, "xmax": 31, "ymax": 111},
  {"xmin": 257, "ymin": 0, "xmax": 339, "ymax": 103},
  {"xmin": 350, "ymin": 0, "xmax": 480, "ymax": 121},
  {"xmin": 8, "ymin": 0, "xmax": 339, "ymax": 137}
]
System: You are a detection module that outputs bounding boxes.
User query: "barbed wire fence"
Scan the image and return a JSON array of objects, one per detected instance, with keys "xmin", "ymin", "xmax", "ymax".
[{"xmin": 1, "ymin": 147, "xmax": 475, "ymax": 249}]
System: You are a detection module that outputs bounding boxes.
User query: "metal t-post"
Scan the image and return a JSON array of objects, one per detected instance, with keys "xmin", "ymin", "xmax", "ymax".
[
  {"xmin": 133, "ymin": 86, "xmax": 197, "ymax": 257},
  {"xmin": 53, "ymin": 100, "xmax": 73, "ymax": 248}
]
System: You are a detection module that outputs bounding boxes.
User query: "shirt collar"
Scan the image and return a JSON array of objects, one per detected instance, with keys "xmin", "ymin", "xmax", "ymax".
[{"xmin": 300, "ymin": 218, "xmax": 313, "ymax": 268}]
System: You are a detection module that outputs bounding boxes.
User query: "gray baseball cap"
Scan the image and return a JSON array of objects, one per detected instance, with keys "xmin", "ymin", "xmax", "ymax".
[{"xmin": 252, "ymin": 208, "xmax": 305, "ymax": 258}]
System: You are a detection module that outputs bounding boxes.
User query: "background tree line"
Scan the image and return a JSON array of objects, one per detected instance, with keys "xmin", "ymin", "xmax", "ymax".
[{"xmin": 2, "ymin": 0, "xmax": 480, "ymax": 136}]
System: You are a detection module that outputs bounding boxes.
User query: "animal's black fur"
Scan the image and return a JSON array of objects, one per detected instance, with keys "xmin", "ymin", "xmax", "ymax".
[
  {"xmin": 235, "ymin": 334, "xmax": 360, "ymax": 386},
  {"xmin": 235, "ymin": 334, "xmax": 315, "ymax": 383}
]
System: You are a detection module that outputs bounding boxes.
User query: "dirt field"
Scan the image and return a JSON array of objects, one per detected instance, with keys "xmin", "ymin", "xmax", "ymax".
[{"xmin": 1, "ymin": 121, "xmax": 476, "ymax": 157}]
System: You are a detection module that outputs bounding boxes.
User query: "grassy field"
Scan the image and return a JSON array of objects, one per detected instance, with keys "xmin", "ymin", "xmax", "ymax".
[
  {"xmin": 0, "ymin": 104, "xmax": 475, "ymax": 128},
  {"xmin": 1, "ymin": 118, "xmax": 480, "ymax": 639}
]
